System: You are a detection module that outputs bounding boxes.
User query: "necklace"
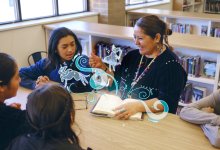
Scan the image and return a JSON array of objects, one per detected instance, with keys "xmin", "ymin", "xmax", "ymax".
[{"xmin": 130, "ymin": 55, "xmax": 157, "ymax": 90}]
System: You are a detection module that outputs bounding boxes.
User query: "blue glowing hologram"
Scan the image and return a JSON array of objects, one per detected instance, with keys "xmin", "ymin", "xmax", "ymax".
[
  {"xmin": 127, "ymin": 86, "xmax": 153, "ymax": 100},
  {"xmin": 86, "ymin": 92, "xmax": 98, "ymax": 104},
  {"xmin": 74, "ymin": 55, "xmax": 119, "ymax": 95},
  {"xmin": 103, "ymin": 45, "xmax": 122, "ymax": 72},
  {"xmin": 58, "ymin": 66, "xmax": 90, "ymax": 88},
  {"xmin": 140, "ymin": 100, "xmax": 169, "ymax": 123}
]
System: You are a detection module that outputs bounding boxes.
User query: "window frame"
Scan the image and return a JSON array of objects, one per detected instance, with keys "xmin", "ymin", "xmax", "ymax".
[
  {"xmin": 125, "ymin": 0, "xmax": 163, "ymax": 6},
  {"xmin": 0, "ymin": 0, "xmax": 88, "ymax": 25}
]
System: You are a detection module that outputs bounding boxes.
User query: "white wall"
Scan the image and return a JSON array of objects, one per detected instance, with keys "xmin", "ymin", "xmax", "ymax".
[{"xmin": 0, "ymin": 15, "xmax": 98, "ymax": 67}]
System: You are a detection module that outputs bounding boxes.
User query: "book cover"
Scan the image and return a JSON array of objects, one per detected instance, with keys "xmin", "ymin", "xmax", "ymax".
[
  {"xmin": 192, "ymin": 86, "xmax": 207, "ymax": 102},
  {"xmin": 203, "ymin": 60, "xmax": 216, "ymax": 78},
  {"xmin": 201, "ymin": 25, "xmax": 208, "ymax": 36}
]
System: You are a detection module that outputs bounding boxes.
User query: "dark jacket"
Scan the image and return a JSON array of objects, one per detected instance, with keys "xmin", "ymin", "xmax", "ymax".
[
  {"xmin": 19, "ymin": 55, "xmax": 92, "ymax": 93},
  {"xmin": 6, "ymin": 134, "xmax": 82, "ymax": 150},
  {"xmin": 0, "ymin": 103, "xmax": 29, "ymax": 150}
]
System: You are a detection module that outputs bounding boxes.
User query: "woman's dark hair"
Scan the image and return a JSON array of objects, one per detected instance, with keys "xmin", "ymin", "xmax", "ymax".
[
  {"xmin": 135, "ymin": 15, "xmax": 173, "ymax": 50},
  {"xmin": 0, "ymin": 53, "xmax": 17, "ymax": 86},
  {"xmin": 26, "ymin": 83, "xmax": 80, "ymax": 146},
  {"xmin": 47, "ymin": 27, "xmax": 82, "ymax": 69}
]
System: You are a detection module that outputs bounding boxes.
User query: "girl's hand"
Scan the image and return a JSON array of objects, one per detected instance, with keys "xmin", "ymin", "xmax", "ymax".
[{"xmin": 35, "ymin": 76, "xmax": 50, "ymax": 88}]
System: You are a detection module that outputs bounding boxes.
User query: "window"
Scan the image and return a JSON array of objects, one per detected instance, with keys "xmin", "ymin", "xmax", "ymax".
[
  {"xmin": 0, "ymin": 0, "xmax": 87, "ymax": 25},
  {"xmin": 126, "ymin": 0, "xmax": 162, "ymax": 5},
  {"xmin": 0, "ymin": 0, "xmax": 17, "ymax": 23},
  {"xmin": 20, "ymin": 0, "xmax": 54, "ymax": 20},
  {"xmin": 58, "ymin": 0, "xmax": 86, "ymax": 15}
]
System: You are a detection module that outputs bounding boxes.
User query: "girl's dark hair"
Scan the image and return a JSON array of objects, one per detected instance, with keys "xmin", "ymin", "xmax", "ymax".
[
  {"xmin": 46, "ymin": 27, "xmax": 82, "ymax": 69},
  {"xmin": 26, "ymin": 83, "xmax": 80, "ymax": 145},
  {"xmin": 135, "ymin": 15, "xmax": 173, "ymax": 50},
  {"xmin": 0, "ymin": 53, "xmax": 17, "ymax": 86}
]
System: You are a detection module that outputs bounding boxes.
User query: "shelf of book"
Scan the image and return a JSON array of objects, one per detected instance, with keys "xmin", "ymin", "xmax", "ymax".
[
  {"xmin": 188, "ymin": 76, "xmax": 215, "ymax": 84},
  {"xmin": 174, "ymin": 0, "xmax": 203, "ymax": 12},
  {"xmin": 126, "ymin": 8, "xmax": 220, "ymax": 37},
  {"xmin": 204, "ymin": 0, "xmax": 220, "ymax": 14}
]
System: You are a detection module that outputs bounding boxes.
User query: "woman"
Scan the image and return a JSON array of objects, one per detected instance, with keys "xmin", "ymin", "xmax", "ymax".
[
  {"xmin": 7, "ymin": 84, "xmax": 83, "ymax": 150},
  {"xmin": 0, "ymin": 53, "xmax": 28, "ymax": 150},
  {"xmin": 19, "ymin": 27, "xmax": 92, "ymax": 93},
  {"xmin": 89, "ymin": 15, "xmax": 187, "ymax": 119},
  {"xmin": 180, "ymin": 90, "xmax": 220, "ymax": 148}
]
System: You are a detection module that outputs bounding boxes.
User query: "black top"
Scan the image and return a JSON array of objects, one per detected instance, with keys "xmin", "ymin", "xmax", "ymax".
[
  {"xmin": 113, "ymin": 48, "xmax": 187, "ymax": 114},
  {"xmin": 0, "ymin": 103, "xmax": 28, "ymax": 150},
  {"xmin": 6, "ymin": 134, "xmax": 82, "ymax": 150}
]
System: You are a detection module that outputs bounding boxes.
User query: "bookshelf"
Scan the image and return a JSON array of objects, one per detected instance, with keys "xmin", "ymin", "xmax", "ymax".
[
  {"xmin": 204, "ymin": 0, "xmax": 220, "ymax": 14},
  {"xmin": 173, "ymin": 0, "xmax": 204, "ymax": 12},
  {"xmin": 44, "ymin": 21, "xmax": 220, "ymax": 107},
  {"xmin": 126, "ymin": 8, "xmax": 220, "ymax": 37}
]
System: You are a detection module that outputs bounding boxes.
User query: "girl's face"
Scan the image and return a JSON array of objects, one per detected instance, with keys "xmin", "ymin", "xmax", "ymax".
[
  {"xmin": 133, "ymin": 25, "xmax": 158, "ymax": 56},
  {"xmin": 57, "ymin": 35, "xmax": 76, "ymax": 61},
  {"xmin": 2, "ymin": 66, "xmax": 21, "ymax": 100}
]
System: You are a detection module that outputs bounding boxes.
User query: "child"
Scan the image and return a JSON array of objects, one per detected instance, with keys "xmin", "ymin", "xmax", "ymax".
[
  {"xmin": 7, "ymin": 84, "xmax": 83, "ymax": 150},
  {"xmin": 0, "ymin": 53, "xmax": 28, "ymax": 149}
]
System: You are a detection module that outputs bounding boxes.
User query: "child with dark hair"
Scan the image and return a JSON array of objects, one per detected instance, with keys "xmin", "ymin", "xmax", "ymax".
[
  {"xmin": 0, "ymin": 53, "xmax": 28, "ymax": 150},
  {"xmin": 7, "ymin": 84, "xmax": 83, "ymax": 150},
  {"xmin": 19, "ymin": 27, "xmax": 92, "ymax": 93}
]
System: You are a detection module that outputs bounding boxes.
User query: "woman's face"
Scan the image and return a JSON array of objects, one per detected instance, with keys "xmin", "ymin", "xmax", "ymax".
[
  {"xmin": 3, "ymin": 66, "xmax": 21, "ymax": 99},
  {"xmin": 133, "ymin": 25, "xmax": 157, "ymax": 56},
  {"xmin": 57, "ymin": 35, "xmax": 76, "ymax": 61}
]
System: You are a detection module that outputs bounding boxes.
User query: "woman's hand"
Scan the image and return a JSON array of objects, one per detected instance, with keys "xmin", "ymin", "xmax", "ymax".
[
  {"xmin": 89, "ymin": 52, "xmax": 106, "ymax": 70},
  {"xmin": 9, "ymin": 103, "xmax": 21, "ymax": 109},
  {"xmin": 113, "ymin": 101, "xmax": 142, "ymax": 120},
  {"xmin": 35, "ymin": 76, "xmax": 50, "ymax": 88}
]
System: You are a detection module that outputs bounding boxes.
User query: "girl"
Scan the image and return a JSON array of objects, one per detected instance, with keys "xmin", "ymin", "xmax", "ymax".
[
  {"xmin": 0, "ymin": 53, "xmax": 28, "ymax": 149},
  {"xmin": 7, "ymin": 84, "xmax": 83, "ymax": 150},
  {"xmin": 20, "ymin": 27, "xmax": 92, "ymax": 93}
]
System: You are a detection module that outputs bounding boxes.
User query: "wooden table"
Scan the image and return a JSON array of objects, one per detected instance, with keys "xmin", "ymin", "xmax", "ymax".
[{"xmin": 6, "ymin": 87, "xmax": 219, "ymax": 150}]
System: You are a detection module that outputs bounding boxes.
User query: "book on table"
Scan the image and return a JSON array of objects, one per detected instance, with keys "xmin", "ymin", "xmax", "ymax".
[{"xmin": 90, "ymin": 94, "xmax": 143, "ymax": 120}]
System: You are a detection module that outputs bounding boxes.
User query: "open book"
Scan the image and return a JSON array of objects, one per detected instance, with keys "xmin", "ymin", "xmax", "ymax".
[{"xmin": 90, "ymin": 94, "xmax": 143, "ymax": 120}]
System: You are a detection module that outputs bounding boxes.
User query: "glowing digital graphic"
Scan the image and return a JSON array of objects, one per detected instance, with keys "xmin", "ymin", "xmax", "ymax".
[
  {"xmin": 127, "ymin": 86, "xmax": 153, "ymax": 100},
  {"xmin": 59, "ymin": 55, "xmax": 169, "ymax": 123},
  {"xmin": 58, "ymin": 65, "xmax": 90, "ymax": 87},
  {"xmin": 139, "ymin": 100, "xmax": 169, "ymax": 123},
  {"xmin": 75, "ymin": 55, "xmax": 119, "ymax": 94},
  {"xmin": 103, "ymin": 45, "xmax": 122, "ymax": 72}
]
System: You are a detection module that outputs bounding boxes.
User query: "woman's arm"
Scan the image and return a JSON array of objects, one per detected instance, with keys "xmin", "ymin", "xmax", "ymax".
[{"xmin": 180, "ymin": 90, "xmax": 220, "ymax": 125}]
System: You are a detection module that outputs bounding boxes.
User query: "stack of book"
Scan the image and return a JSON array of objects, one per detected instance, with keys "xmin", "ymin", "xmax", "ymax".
[
  {"xmin": 177, "ymin": 85, "xmax": 207, "ymax": 115},
  {"xmin": 205, "ymin": 0, "xmax": 220, "ymax": 13},
  {"xmin": 178, "ymin": 55, "xmax": 201, "ymax": 77},
  {"xmin": 169, "ymin": 23, "xmax": 193, "ymax": 34},
  {"xmin": 180, "ymin": 83, "xmax": 207, "ymax": 103},
  {"xmin": 210, "ymin": 27, "xmax": 220, "ymax": 38}
]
